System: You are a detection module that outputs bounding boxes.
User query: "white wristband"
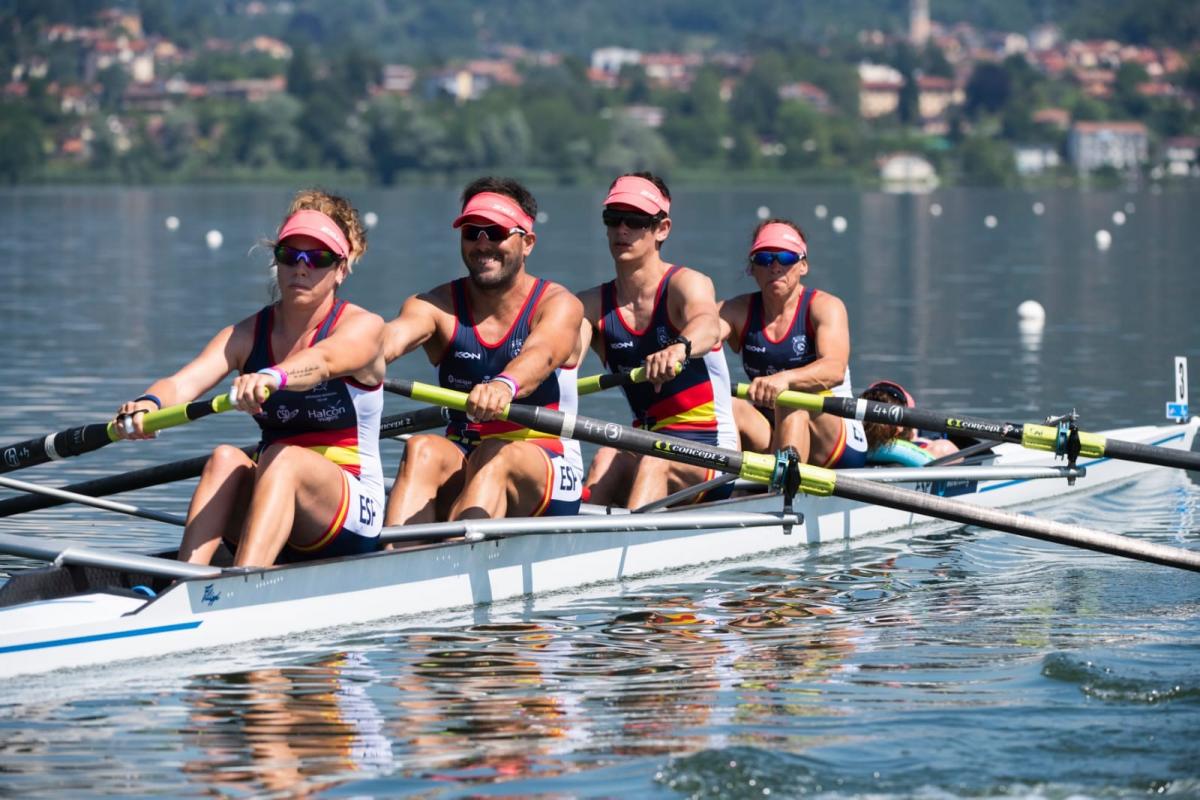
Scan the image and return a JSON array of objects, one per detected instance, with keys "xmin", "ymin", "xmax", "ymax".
[
  {"xmin": 489, "ymin": 375, "xmax": 517, "ymax": 398},
  {"xmin": 257, "ymin": 367, "xmax": 285, "ymax": 390}
]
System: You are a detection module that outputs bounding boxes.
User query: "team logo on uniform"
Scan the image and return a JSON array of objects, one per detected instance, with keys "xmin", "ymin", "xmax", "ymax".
[
  {"xmin": 509, "ymin": 337, "xmax": 524, "ymax": 357},
  {"xmin": 275, "ymin": 405, "xmax": 301, "ymax": 424},
  {"xmin": 656, "ymin": 326, "xmax": 668, "ymax": 346},
  {"xmin": 792, "ymin": 335, "xmax": 808, "ymax": 356}
]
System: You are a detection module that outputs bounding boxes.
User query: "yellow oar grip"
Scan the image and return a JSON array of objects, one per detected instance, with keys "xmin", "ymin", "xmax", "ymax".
[
  {"xmin": 736, "ymin": 452, "xmax": 837, "ymax": 496},
  {"xmin": 1020, "ymin": 424, "xmax": 1107, "ymax": 458},
  {"xmin": 407, "ymin": 381, "xmax": 510, "ymax": 421},
  {"xmin": 734, "ymin": 384, "xmax": 825, "ymax": 414}
]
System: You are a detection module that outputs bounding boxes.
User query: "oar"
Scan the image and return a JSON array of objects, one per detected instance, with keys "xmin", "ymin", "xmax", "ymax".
[
  {"xmin": 384, "ymin": 379, "xmax": 1200, "ymax": 574},
  {"xmin": 0, "ymin": 475, "xmax": 186, "ymax": 526},
  {"xmin": 578, "ymin": 366, "xmax": 651, "ymax": 396},
  {"xmin": 0, "ymin": 394, "xmax": 239, "ymax": 476},
  {"xmin": 735, "ymin": 384, "xmax": 1200, "ymax": 473},
  {"xmin": 577, "ymin": 364, "xmax": 683, "ymax": 396},
  {"xmin": 0, "ymin": 405, "xmax": 450, "ymax": 518}
]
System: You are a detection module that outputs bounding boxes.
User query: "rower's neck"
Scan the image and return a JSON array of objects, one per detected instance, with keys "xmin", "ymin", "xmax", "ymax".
[
  {"xmin": 463, "ymin": 271, "xmax": 536, "ymax": 321},
  {"xmin": 276, "ymin": 294, "xmax": 337, "ymax": 340},
  {"xmin": 613, "ymin": 255, "xmax": 669, "ymax": 302},
  {"xmin": 760, "ymin": 283, "xmax": 805, "ymax": 319}
]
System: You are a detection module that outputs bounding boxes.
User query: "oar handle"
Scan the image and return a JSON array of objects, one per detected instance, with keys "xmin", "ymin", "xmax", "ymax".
[
  {"xmin": 104, "ymin": 393, "xmax": 237, "ymax": 441},
  {"xmin": 577, "ymin": 364, "xmax": 682, "ymax": 396}
]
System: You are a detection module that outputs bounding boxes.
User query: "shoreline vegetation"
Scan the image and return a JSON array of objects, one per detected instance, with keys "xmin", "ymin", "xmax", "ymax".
[{"xmin": 1, "ymin": 2, "xmax": 1197, "ymax": 189}]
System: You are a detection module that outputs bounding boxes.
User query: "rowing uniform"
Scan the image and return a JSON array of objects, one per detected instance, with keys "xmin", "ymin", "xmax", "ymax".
[
  {"xmin": 244, "ymin": 300, "xmax": 385, "ymax": 559},
  {"xmin": 597, "ymin": 265, "xmax": 738, "ymax": 501},
  {"xmin": 438, "ymin": 277, "xmax": 583, "ymax": 516},
  {"xmin": 739, "ymin": 289, "xmax": 868, "ymax": 469}
]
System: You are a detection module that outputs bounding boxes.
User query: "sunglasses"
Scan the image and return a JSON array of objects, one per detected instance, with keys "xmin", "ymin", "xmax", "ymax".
[
  {"xmin": 602, "ymin": 209, "xmax": 658, "ymax": 230},
  {"xmin": 273, "ymin": 244, "xmax": 342, "ymax": 269},
  {"xmin": 749, "ymin": 250, "xmax": 804, "ymax": 268},
  {"xmin": 461, "ymin": 224, "xmax": 525, "ymax": 242}
]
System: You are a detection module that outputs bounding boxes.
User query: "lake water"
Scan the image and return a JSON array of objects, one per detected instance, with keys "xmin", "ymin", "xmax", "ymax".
[{"xmin": 0, "ymin": 184, "xmax": 1198, "ymax": 798}]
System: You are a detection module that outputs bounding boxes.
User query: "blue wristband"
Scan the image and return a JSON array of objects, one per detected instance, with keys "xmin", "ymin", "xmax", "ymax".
[{"xmin": 134, "ymin": 393, "xmax": 162, "ymax": 410}]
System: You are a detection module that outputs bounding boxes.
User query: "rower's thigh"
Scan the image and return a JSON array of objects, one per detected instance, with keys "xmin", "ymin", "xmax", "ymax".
[
  {"xmin": 258, "ymin": 445, "xmax": 355, "ymax": 542},
  {"xmin": 467, "ymin": 440, "xmax": 574, "ymax": 517},
  {"xmin": 807, "ymin": 412, "xmax": 847, "ymax": 460},
  {"xmin": 584, "ymin": 446, "xmax": 635, "ymax": 503},
  {"xmin": 397, "ymin": 433, "xmax": 467, "ymax": 500}
]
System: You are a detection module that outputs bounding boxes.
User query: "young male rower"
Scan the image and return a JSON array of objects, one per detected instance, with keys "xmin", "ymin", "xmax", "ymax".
[
  {"xmin": 718, "ymin": 218, "xmax": 868, "ymax": 467},
  {"xmin": 382, "ymin": 177, "xmax": 586, "ymax": 524},
  {"xmin": 579, "ymin": 172, "xmax": 738, "ymax": 508}
]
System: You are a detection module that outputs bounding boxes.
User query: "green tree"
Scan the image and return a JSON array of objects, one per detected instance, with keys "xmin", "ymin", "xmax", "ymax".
[
  {"xmin": 965, "ymin": 62, "xmax": 1010, "ymax": 117},
  {"xmin": 729, "ymin": 52, "xmax": 785, "ymax": 137},
  {"xmin": 0, "ymin": 102, "xmax": 44, "ymax": 182},
  {"xmin": 958, "ymin": 135, "xmax": 1014, "ymax": 185}
]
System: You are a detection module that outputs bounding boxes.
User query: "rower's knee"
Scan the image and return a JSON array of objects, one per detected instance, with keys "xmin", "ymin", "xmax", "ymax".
[
  {"xmin": 203, "ymin": 444, "xmax": 253, "ymax": 480},
  {"xmin": 397, "ymin": 435, "xmax": 452, "ymax": 479}
]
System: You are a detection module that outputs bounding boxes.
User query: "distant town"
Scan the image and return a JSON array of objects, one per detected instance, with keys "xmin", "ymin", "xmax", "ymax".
[{"xmin": 1, "ymin": 1, "xmax": 1197, "ymax": 186}]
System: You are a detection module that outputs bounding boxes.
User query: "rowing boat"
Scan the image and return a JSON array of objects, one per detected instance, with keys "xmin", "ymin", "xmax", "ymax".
[{"xmin": 0, "ymin": 416, "xmax": 1194, "ymax": 679}]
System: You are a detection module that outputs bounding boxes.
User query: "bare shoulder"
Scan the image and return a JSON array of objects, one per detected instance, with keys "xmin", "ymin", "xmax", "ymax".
[
  {"xmin": 402, "ymin": 282, "xmax": 454, "ymax": 317},
  {"xmin": 576, "ymin": 283, "xmax": 604, "ymax": 321},
  {"xmin": 538, "ymin": 281, "xmax": 585, "ymax": 315},
  {"xmin": 810, "ymin": 289, "xmax": 848, "ymax": 321},
  {"xmin": 672, "ymin": 265, "xmax": 716, "ymax": 294}
]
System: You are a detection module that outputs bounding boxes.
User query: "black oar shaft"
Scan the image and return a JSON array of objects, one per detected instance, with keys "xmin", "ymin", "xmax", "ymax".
[
  {"xmin": 809, "ymin": 393, "xmax": 1200, "ymax": 473},
  {"xmin": 0, "ymin": 406, "xmax": 449, "ymax": 518},
  {"xmin": 833, "ymin": 473, "xmax": 1200, "ymax": 573},
  {"xmin": 383, "ymin": 379, "xmax": 782, "ymax": 485}
]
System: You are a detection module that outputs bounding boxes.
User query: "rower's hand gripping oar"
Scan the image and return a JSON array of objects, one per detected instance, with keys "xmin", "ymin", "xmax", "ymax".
[
  {"xmin": 736, "ymin": 384, "xmax": 1200, "ymax": 473},
  {"xmin": 385, "ymin": 379, "xmax": 1200, "ymax": 574},
  {"xmin": 0, "ymin": 394, "xmax": 242, "ymax": 476}
]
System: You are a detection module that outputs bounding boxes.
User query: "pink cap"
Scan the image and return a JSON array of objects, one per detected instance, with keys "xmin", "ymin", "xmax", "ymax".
[
  {"xmin": 866, "ymin": 380, "xmax": 915, "ymax": 408},
  {"xmin": 277, "ymin": 209, "xmax": 350, "ymax": 258},
  {"xmin": 750, "ymin": 223, "xmax": 806, "ymax": 257},
  {"xmin": 603, "ymin": 175, "xmax": 670, "ymax": 216},
  {"xmin": 451, "ymin": 192, "xmax": 534, "ymax": 232}
]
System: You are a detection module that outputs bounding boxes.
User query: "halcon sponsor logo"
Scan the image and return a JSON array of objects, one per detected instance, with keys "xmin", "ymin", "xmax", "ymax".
[{"xmin": 308, "ymin": 403, "xmax": 347, "ymax": 423}]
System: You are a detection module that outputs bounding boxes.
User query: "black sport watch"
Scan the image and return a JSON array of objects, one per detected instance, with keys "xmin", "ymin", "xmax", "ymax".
[{"xmin": 665, "ymin": 334, "xmax": 692, "ymax": 361}]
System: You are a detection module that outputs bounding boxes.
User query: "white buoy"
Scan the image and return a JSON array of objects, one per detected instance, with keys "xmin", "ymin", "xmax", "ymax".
[
  {"xmin": 205, "ymin": 230, "xmax": 223, "ymax": 250},
  {"xmin": 814, "ymin": 204, "xmax": 828, "ymax": 220},
  {"xmin": 1124, "ymin": 201, "xmax": 1135, "ymax": 214},
  {"xmin": 831, "ymin": 216, "xmax": 847, "ymax": 234},
  {"xmin": 1032, "ymin": 202, "xmax": 1045, "ymax": 216},
  {"xmin": 164, "ymin": 215, "xmax": 180, "ymax": 231},
  {"xmin": 1112, "ymin": 210, "xmax": 1126, "ymax": 226},
  {"xmin": 363, "ymin": 211, "xmax": 379, "ymax": 228},
  {"xmin": 755, "ymin": 205, "xmax": 770, "ymax": 220},
  {"xmin": 984, "ymin": 215, "xmax": 998, "ymax": 229},
  {"xmin": 535, "ymin": 211, "xmax": 549, "ymax": 224},
  {"xmin": 1095, "ymin": 229, "xmax": 1112, "ymax": 250},
  {"xmin": 1017, "ymin": 299, "xmax": 1046, "ymax": 325},
  {"xmin": 929, "ymin": 202, "xmax": 942, "ymax": 217}
]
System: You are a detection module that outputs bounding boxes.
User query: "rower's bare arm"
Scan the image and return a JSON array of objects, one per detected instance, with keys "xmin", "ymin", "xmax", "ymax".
[
  {"xmin": 717, "ymin": 294, "xmax": 751, "ymax": 352},
  {"xmin": 507, "ymin": 285, "xmax": 586, "ymax": 394},
  {"xmin": 383, "ymin": 293, "xmax": 442, "ymax": 363},
  {"xmin": 668, "ymin": 269, "xmax": 722, "ymax": 355},
  {"xmin": 785, "ymin": 293, "xmax": 850, "ymax": 392},
  {"xmin": 577, "ymin": 285, "xmax": 603, "ymax": 358},
  {"xmin": 280, "ymin": 309, "xmax": 386, "ymax": 391},
  {"xmin": 113, "ymin": 322, "xmax": 248, "ymax": 437}
]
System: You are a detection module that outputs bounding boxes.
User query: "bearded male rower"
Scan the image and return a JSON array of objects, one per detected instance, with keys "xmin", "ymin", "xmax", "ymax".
[
  {"xmin": 578, "ymin": 172, "xmax": 738, "ymax": 508},
  {"xmin": 382, "ymin": 177, "xmax": 586, "ymax": 524}
]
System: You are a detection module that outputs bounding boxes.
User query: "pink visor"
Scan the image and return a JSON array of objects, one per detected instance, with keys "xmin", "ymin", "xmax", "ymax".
[
  {"xmin": 451, "ymin": 192, "xmax": 534, "ymax": 232},
  {"xmin": 866, "ymin": 380, "xmax": 915, "ymax": 408},
  {"xmin": 603, "ymin": 176, "xmax": 670, "ymax": 216},
  {"xmin": 277, "ymin": 209, "xmax": 350, "ymax": 258},
  {"xmin": 751, "ymin": 223, "xmax": 806, "ymax": 257}
]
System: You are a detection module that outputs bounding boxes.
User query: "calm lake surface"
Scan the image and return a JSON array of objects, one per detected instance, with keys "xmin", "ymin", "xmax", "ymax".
[{"xmin": 0, "ymin": 184, "xmax": 1198, "ymax": 798}]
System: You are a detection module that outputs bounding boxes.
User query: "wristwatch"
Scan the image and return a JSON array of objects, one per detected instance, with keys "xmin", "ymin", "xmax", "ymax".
[{"xmin": 665, "ymin": 334, "xmax": 692, "ymax": 361}]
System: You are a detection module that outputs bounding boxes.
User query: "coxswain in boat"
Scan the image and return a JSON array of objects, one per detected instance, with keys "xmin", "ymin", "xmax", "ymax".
[
  {"xmin": 382, "ymin": 177, "xmax": 586, "ymax": 524},
  {"xmin": 860, "ymin": 380, "xmax": 959, "ymax": 464},
  {"xmin": 579, "ymin": 172, "xmax": 738, "ymax": 508},
  {"xmin": 718, "ymin": 219, "xmax": 868, "ymax": 467},
  {"xmin": 113, "ymin": 190, "xmax": 387, "ymax": 568}
]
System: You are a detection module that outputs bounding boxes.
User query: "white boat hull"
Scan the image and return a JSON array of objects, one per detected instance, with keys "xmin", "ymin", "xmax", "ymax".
[{"xmin": 0, "ymin": 419, "xmax": 1194, "ymax": 678}]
